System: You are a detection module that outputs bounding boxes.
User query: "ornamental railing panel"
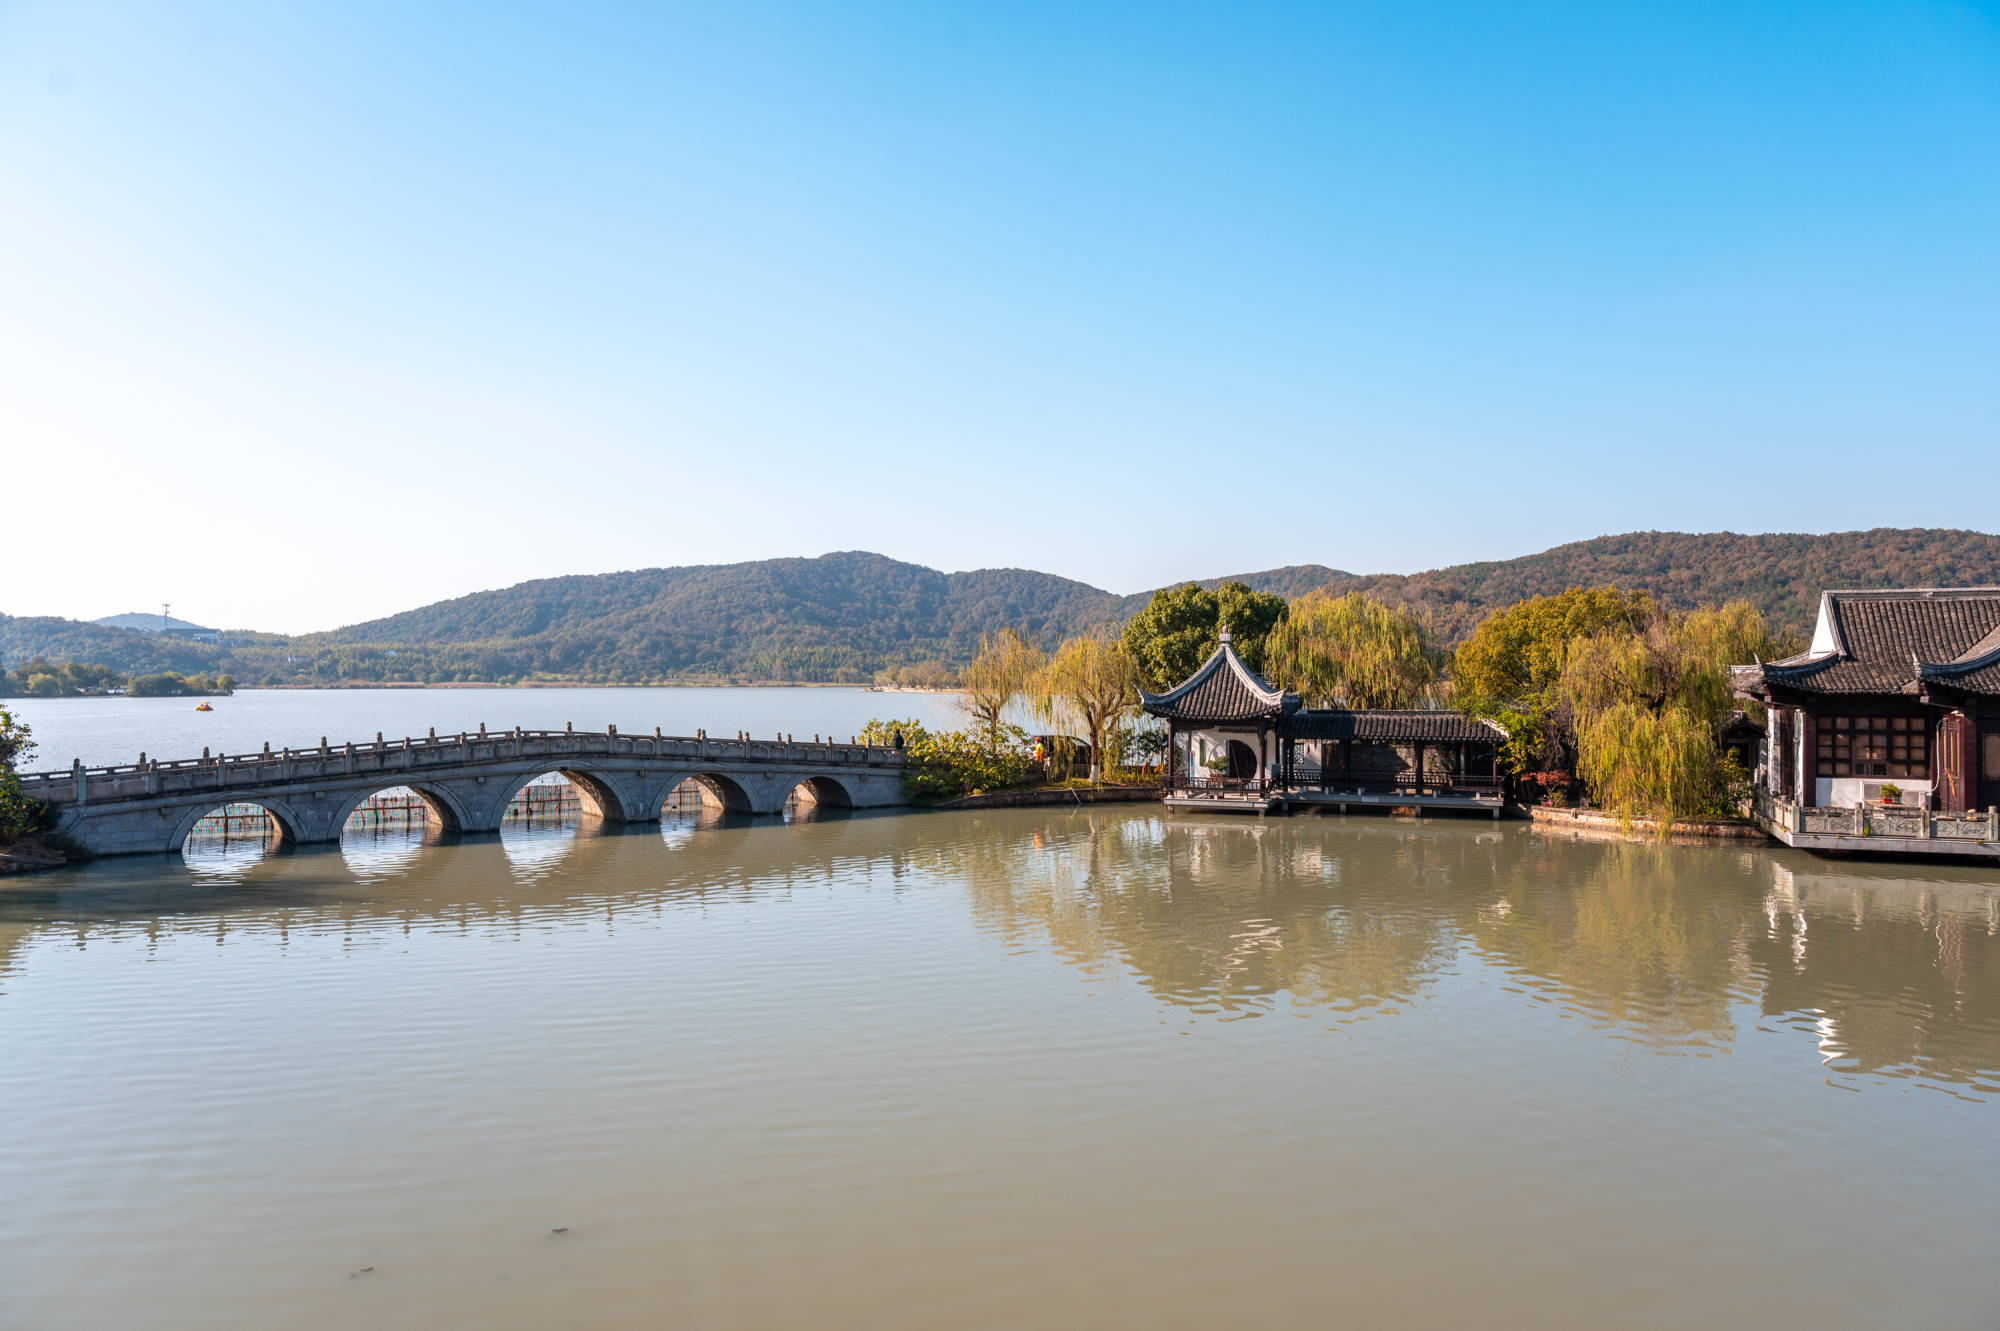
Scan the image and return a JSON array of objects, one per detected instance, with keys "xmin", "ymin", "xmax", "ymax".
[
  {"xmin": 1933, "ymin": 811, "xmax": 1998, "ymax": 840},
  {"xmin": 1768, "ymin": 793, "xmax": 1999, "ymax": 843},
  {"xmin": 1799, "ymin": 806, "xmax": 1857, "ymax": 835},
  {"xmin": 1862, "ymin": 806, "xmax": 1927, "ymax": 838}
]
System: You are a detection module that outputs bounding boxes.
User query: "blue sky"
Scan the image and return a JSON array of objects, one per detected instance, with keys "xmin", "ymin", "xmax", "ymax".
[{"xmin": 4, "ymin": 1, "xmax": 1997, "ymax": 632}]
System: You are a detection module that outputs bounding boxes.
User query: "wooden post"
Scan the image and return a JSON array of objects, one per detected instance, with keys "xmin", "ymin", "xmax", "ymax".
[
  {"xmin": 1768, "ymin": 710, "xmax": 1789, "ymax": 801},
  {"xmin": 1799, "ymin": 710, "xmax": 1818, "ymax": 808}
]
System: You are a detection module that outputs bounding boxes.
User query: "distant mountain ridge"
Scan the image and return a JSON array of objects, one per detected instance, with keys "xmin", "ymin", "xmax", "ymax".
[
  {"xmin": 7, "ymin": 529, "xmax": 1999, "ymax": 685},
  {"xmin": 93, "ymin": 612, "xmax": 218, "ymax": 635}
]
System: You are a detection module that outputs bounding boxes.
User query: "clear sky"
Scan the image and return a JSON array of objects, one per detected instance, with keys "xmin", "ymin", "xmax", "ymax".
[{"xmin": 4, "ymin": 1, "xmax": 1997, "ymax": 633}]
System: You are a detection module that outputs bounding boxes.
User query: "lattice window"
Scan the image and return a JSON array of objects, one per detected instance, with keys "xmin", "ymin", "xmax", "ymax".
[{"xmin": 1814, "ymin": 713, "xmax": 1928, "ymax": 779}]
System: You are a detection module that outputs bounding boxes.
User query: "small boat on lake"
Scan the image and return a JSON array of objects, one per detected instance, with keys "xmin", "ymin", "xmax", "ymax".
[{"xmin": 194, "ymin": 702, "xmax": 213, "ymax": 712}]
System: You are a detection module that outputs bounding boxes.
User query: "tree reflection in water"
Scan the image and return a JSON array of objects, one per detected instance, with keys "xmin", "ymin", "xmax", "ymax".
[
  {"xmin": 1465, "ymin": 838, "xmax": 1761, "ymax": 1048},
  {"xmin": 953, "ymin": 815, "xmax": 1466, "ymax": 1020},
  {"xmin": 0, "ymin": 808, "xmax": 1994, "ymax": 1093}
]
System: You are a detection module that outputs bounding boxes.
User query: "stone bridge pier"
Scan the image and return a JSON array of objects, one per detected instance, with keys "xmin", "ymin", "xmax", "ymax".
[{"xmin": 22, "ymin": 728, "xmax": 915, "ymax": 858}]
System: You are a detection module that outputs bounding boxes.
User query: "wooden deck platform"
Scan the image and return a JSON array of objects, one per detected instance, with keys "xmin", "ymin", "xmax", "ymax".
[
  {"xmin": 1756, "ymin": 793, "xmax": 2000, "ymax": 860},
  {"xmin": 1162, "ymin": 784, "xmax": 1506, "ymax": 817},
  {"xmin": 1283, "ymin": 789, "xmax": 1504, "ymax": 818}
]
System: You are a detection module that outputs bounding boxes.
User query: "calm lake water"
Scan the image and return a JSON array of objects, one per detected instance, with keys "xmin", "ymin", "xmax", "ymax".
[
  {"xmin": 9, "ymin": 686, "xmax": 966, "ymax": 771},
  {"xmin": 3, "ymin": 696, "xmax": 1998, "ymax": 1328}
]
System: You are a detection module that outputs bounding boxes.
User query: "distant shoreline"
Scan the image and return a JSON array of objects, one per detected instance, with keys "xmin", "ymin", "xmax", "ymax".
[{"xmin": 9, "ymin": 681, "xmax": 954, "ymax": 695}]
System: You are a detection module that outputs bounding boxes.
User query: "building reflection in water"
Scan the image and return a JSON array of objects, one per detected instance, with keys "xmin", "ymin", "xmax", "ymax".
[{"xmin": 1755, "ymin": 858, "xmax": 1998, "ymax": 1094}]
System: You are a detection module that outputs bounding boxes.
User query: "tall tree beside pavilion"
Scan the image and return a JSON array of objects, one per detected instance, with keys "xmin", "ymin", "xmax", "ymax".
[
  {"xmin": 1121, "ymin": 581, "xmax": 1287, "ymax": 691},
  {"xmin": 1558, "ymin": 600, "xmax": 1791, "ymax": 830},
  {"xmin": 959, "ymin": 629, "xmax": 1043, "ymax": 749},
  {"xmin": 1032, "ymin": 636, "xmax": 1141, "ymax": 785},
  {"xmin": 1450, "ymin": 587, "xmax": 1656, "ymax": 773},
  {"xmin": 1263, "ymin": 592, "xmax": 1439, "ymax": 709}
]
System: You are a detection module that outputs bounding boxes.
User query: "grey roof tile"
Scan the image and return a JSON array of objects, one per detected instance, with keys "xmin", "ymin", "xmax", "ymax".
[
  {"xmin": 1282, "ymin": 710, "xmax": 1507, "ymax": 743},
  {"xmin": 1747, "ymin": 588, "xmax": 2000, "ymax": 697},
  {"xmin": 1139, "ymin": 635, "xmax": 1299, "ymax": 722}
]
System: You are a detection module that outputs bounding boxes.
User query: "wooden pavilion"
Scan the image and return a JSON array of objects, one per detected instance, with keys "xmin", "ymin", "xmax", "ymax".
[{"xmin": 1141, "ymin": 633, "xmax": 1506, "ymax": 815}]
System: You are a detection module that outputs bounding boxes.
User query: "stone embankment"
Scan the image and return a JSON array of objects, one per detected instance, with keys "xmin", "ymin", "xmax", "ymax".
[
  {"xmin": 929, "ymin": 785, "xmax": 1163, "ymax": 811},
  {"xmin": 1528, "ymin": 805, "xmax": 1767, "ymax": 843},
  {"xmin": 0, "ymin": 837, "xmax": 74, "ymax": 876}
]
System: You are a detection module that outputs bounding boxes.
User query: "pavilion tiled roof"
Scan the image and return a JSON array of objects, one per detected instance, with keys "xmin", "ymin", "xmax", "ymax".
[
  {"xmin": 1281, "ymin": 709, "xmax": 1507, "ymax": 744},
  {"xmin": 1735, "ymin": 588, "xmax": 2000, "ymax": 698},
  {"xmin": 1139, "ymin": 634, "xmax": 1300, "ymax": 723}
]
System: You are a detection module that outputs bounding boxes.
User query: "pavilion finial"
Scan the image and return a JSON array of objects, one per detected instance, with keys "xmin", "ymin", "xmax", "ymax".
[{"xmin": 1218, "ymin": 629, "xmax": 1232, "ymax": 646}]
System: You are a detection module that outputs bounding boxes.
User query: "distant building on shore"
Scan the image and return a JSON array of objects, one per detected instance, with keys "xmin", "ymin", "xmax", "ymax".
[
  {"xmin": 1733, "ymin": 587, "xmax": 2000, "ymax": 858},
  {"xmin": 1733, "ymin": 588, "xmax": 2000, "ymax": 812}
]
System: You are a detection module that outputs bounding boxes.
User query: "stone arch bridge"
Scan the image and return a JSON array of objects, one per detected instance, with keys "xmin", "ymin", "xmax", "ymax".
[{"xmin": 23, "ymin": 726, "xmax": 914, "ymax": 858}]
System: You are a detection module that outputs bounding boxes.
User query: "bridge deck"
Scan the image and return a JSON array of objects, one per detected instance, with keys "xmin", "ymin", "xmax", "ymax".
[{"xmin": 27, "ymin": 727, "xmax": 915, "ymax": 856}]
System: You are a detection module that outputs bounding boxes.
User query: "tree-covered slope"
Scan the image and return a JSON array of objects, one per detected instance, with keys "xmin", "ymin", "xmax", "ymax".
[
  {"xmin": 1304, "ymin": 528, "xmax": 2000, "ymax": 643},
  {"xmin": 0, "ymin": 616, "xmax": 234, "ymax": 676},
  {"xmin": 9, "ymin": 530, "xmax": 1999, "ymax": 685},
  {"xmin": 296, "ymin": 551, "xmax": 1125, "ymax": 683}
]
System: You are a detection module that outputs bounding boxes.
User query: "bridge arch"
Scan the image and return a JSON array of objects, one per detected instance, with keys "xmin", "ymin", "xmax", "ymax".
[
  {"xmin": 171, "ymin": 797, "xmax": 303, "ymax": 859},
  {"xmin": 656, "ymin": 772, "xmax": 756, "ymax": 818},
  {"xmin": 786, "ymin": 775, "xmax": 854, "ymax": 816},
  {"xmin": 331, "ymin": 782, "xmax": 470, "ymax": 837},
  {"xmin": 497, "ymin": 767, "xmax": 634, "ymax": 823}
]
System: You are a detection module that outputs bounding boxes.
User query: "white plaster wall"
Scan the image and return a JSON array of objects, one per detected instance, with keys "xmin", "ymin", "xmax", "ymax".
[
  {"xmin": 1817, "ymin": 777, "xmax": 1932, "ymax": 809},
  {"xmin": 1181, "ymin": 728, "xmax": 1280, "ymax": 777}
]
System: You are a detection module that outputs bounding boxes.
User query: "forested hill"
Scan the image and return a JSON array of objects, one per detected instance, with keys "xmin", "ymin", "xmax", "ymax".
[
  {"xmin": 7, "ymin": 530, "xmax": 1998, "ymax": 685},
  {"xmin": 1281, "ymin": 528, "xmax": 2000, "ymax": 643},
  {"xmin": 302, "ymin": 551, "xmax": 1124, "ymax": 682},
  {"xmin": 0, "ymin": 616, "xmax": 242, "ymax": 677}
]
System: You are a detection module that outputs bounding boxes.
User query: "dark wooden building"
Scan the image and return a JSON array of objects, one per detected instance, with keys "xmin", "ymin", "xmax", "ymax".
[
  {"xmin": 1733, "ymin": 588, "xmax": 2000, "ymax": 815},
  {"xmin": 1140, "ymin": 632, "xmax": 1505, "ymax": 813}
]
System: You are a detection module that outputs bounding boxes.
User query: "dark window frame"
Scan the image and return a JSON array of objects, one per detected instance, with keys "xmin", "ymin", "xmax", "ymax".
[{"xmin": 1813, "ymin": 708, "xmax": 1930, "ymax": 781}]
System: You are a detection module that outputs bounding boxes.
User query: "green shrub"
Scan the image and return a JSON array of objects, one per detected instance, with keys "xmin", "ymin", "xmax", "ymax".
[
  {"xmin": 0, "ymin": 707, "xmax": 56, "ymax": 845},
  {"xmin": 862, "ymin": 717, "xmax": 1037, "ymax": 801}
]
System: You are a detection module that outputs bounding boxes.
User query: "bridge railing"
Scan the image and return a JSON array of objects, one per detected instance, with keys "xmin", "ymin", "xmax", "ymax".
[{"xmin": 21, "ymin": 727, "xmax": 909, "ymax": 804}]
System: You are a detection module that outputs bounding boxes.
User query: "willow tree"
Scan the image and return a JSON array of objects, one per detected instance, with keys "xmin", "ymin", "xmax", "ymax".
[
  {"xmin": 959, "ymin": 628, "xmax": 1043, "ymax": 749},
  {"xmin": 1451, "ymin": 587, "xmax": 1657, "ymax": 774},
  {"xmin": 1263, "ymin": 591, "xmax": 1438, "ymax": 708},
  {"xmin": 1031, "ymin": 635, "xmax": 1140, "ymax": 785},
  {"xmin": 1571, "ymin": 703, "xmax": 1721, "ymax": 833},
  {"xmin": 1557, "ymin": 599, "xmax": 1790, "ymax": 832}
]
